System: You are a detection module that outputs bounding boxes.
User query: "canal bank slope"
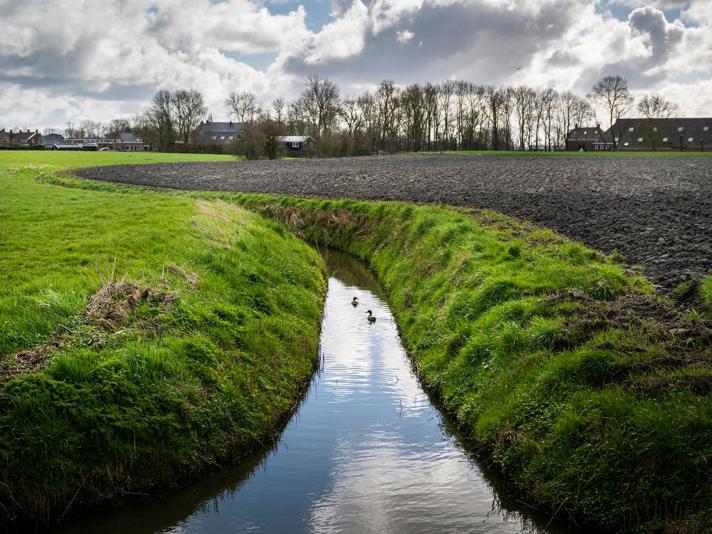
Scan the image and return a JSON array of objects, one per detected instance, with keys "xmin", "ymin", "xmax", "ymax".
[
  {"xmin": 227, "ymin": 194, "xmax": 712, "ymax": 533},
  {"xmin": 0, "ymin": 160, "xmax": 326, "ymax": 527}
]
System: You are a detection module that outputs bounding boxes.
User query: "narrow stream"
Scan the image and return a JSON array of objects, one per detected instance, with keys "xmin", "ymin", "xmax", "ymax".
[{"xmin": 58, "ymin": 251, "xmax": 570, "ymax": 533}]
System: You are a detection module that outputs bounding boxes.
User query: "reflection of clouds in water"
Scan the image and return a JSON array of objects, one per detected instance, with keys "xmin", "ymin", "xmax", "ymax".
[
  {"xmin": 321, "ymin": 278, "xmax": 427, "ymax": 414},
  {"xmin": 308, "ymin": 430, "xmax": 524, "ymax": 534},
  {"xmin": 320, "ymin": 280, "xmax": 376, "ymax": 403},
  {"xmin": 308, "ymin": 277, "xmax": 526, "ymax": 534}
]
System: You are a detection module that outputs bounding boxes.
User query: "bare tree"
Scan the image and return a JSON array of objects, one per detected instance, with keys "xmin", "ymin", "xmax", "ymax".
[
  {"xmin": 401, "ymin": 84, "xmax": 426, "ymax": 151},
  {"xmin": 485, "ymin": 87, "xmax": 513, "ymax": 151},
  {"xmin": 557, "ymin": 91, "xmax": 591, "ymax": 149},
  {"xmin": 539, "ymin": 88, "xmax": 558, "ymax": 151},
  {"xmin": 637, "ymin": 94, "xmax": 679, "ymax": 150},
  {"xmin": 172, "ymin": 89, "xmax": 207, "ymax": 144},
  {"xmin": 272, "ymin": 98, "xmax": 286, "ymax": 126},
  {"xmin": 225, "ymin": 91, "xmax": 259, "ymax": 123},
  {"xmin": 340, "ymin": 98, "xmax": 365, "ymax": 136},
  {"xmin": 464, "ymin": 84, "xmax": 486, "ymax": 150},
  {"xmin": 375, "ymin": 80, "xmax": 400, "ymax": 151},
  {"xmin": 105, "ymin": 118, "xmax": 131, "ymax": 140},
  {"xmin": 513, "ymin": 85, "xmax": 536, "ymax": 150},
  {"xmin": 423, "ymin": 83, "xmax": 439, "ymax": 150},
  {"xmin": 637, "ymin": 93, "xmax": 679, "ymax": 119},
  {"xmin": 147, "ymin": 90, "xmax": 175, "ymax": 151},
  {"xmin": 299, "ymin": 76, "xmax": 341, "ymax": 140},
  {"xmin": 589, "ymin": 75, "xmax": 634, "ymax": 147}
]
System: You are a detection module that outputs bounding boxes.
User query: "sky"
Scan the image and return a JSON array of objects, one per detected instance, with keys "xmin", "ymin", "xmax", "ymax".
[{"xmin": 1, "ymin": 0, "xmax": 711, "ymax": 130}]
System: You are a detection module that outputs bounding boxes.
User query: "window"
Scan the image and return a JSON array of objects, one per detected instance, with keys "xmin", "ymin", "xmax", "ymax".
[
  {"xmin": 662, "ymin": 137, "xmax": 668, "ymax": 142},
  {"xmin": 638, "ymin": 137, "xmax": 644, "ymax": 142},
  {"xmin": 653, "ymin": 127, "xmax": 658, "ymax": 132},
  {"xmin": 292, "ymin": 141, "xmax": 300, "ymax": 148},
  {"xmin": 705, "ymin": 126, "xmax": 710, "ymax": 132},
  {"xmin": 212, "ymin": 135, "xmax": 217, "ymax": 140},
  {"xmin": 220, "ymin": 136, "xmax": 225, "ymax": 140},
  {"xmin": 688, "ymin": 137, "xmax": 694, "ymax": 142},
  {"xmin": 628, "ymin": 127, "xmax": 635, "ymax": 132},
  {"xmin": 583, "ymin": 130, "xmax": 588, "ymax": 134},
  {"xmin": 678, "ymin": 127, "xmax": 684, "ymax": 132},
  {"xmin": 228, "ymin": 136, "xmax": 234, "ymax": 140},
  {"xmin": 624, "ymin": 142, "xmax": 629, "ymax": 146}
]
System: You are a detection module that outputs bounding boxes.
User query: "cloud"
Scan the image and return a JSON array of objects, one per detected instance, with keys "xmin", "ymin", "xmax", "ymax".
[
  {"xmin": 0, "ymin": 0, "xmax": 710, "ymax": 129},
  {"xmin": 305, "ymin": 1, "xmax": 369, "ymax": 63},
  {"xmin": 396, "ymin": 30, "xmax": 415, "ymax": 43}
]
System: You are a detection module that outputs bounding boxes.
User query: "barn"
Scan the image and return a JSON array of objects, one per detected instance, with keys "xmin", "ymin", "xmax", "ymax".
[{"xmin": 610, "ymin": 118, "xmax": 712, "ymax": 151}]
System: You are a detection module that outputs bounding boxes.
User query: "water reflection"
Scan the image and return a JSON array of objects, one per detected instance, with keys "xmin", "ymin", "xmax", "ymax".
[{"xmin": 57, "ymin": 251, "xmax": 572, "ymax": 534}]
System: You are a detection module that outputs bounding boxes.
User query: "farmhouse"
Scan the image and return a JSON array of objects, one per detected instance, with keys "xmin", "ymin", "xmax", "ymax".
[
  {"xmin": 611, "ymin": 118, "xmax": 712, "ymax": 151},
  {"xmin": 564, "ymin": 125, "xmax": 610, "ymax": 151},
  {"xmin": 0, "ymin": 129, "xmax": 41, "ymax": 147},
  {"xmin": 195, "ymin": 121, "xmax": 244, "ymax": 146},
  {"xmin": 278, "ymin": 135, "xmax": 314, "ymax": 154},
  {"xmin": 116, "ymin": 132, "xmax": 147, "ymax": 151}
]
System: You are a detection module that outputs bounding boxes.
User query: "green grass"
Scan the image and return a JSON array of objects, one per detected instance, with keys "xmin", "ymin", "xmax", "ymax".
[
  {"xmin": 0, "ymin": 149, "xmax": 233, "ymax": 169},
  {"xmin": 411, "ymin": 150, "xmax": 712, "ymax": 157},
  {"xmin": 0, "ymin": 154, "xmax": 325, "ymax": 526},
  {"xmin": 222, "ymin": 194, "xmax": 712, "ymax": 533},
  {"xmin": 702, "ymin": 276, "xmax": 712, "ymax": 313},
  {"xmin": 3, "ymin": 151, "xmax": 711, "ymax": 531}
]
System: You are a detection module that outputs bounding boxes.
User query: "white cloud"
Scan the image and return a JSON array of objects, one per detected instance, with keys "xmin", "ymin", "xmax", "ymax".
[
  {"xmin": 396, "ymin": 30, "xmax": 415, "ymax": 43},
  {"xmin": 305, "ymin": 1, "xmax": 369, "ymax": 63},
  {"xmin": 0, "ymin": 0, "xmax": 711, "ymax": 129}
]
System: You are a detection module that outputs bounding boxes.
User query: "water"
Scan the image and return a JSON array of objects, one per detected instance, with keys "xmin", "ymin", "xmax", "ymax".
[{"xmin": 59, "ymin": 251, "xmax": 569, "ymax": 533}]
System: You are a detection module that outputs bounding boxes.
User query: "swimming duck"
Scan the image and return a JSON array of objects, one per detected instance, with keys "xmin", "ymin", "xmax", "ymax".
[
  {"xmin": 352, "ymin": 297, "xmax": 359, "ymax": 307},
  {"xmin": 366, "ymin": 310, "xmax": 376, "ymax": 324}
]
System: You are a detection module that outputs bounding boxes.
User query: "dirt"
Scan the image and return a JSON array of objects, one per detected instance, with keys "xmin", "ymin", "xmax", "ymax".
[
  {"xmin": 75, "ymin": 154, "xmax": 712, "ymax": 292},
  {"xmin": 548, "ymin": 289, "xmax": 712, "ymax": 396}
]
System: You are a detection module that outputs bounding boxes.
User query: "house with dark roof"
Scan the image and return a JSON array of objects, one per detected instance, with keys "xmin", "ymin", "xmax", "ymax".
[
  {"xmin": 116, "ymin": 132, "xmax": 147, "ymax": 151},
  {"xmin": 609, "ymin": 118, "xmax": 712, "ymax": 151},
  {"xmin": 194, "ymin": 121, "xmax": 244, "ymax": 146},
  {"xmin": 565, "ymin": 125, "xmax": 611, "ymax": 151},
  {"xmin": 0, "ymin": 129, "xmax": 41, "ymax": 147}
]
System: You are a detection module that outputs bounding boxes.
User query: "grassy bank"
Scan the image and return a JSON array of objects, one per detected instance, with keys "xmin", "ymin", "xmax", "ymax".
[
  {"xmin": 221, "ymin": 194, "xmax": 712, "ymax": 532},
  {"xmin": 0, "ymin": 154, "xmax": 325, "ymax": 526}
]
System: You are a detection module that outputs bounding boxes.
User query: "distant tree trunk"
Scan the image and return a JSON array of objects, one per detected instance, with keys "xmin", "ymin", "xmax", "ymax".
[{"xmin": 589, "ymin": 76, "xmax": 634, "ymax": 149}]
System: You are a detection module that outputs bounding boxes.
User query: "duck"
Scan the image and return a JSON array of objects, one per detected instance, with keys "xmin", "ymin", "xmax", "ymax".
[
  {"xmin": 351, "ymin": 296, "xmax": 359, "ymax": 307},
  {"xmin": 366, "ymin": 310, "xmax": 376, "ymax": 324}
]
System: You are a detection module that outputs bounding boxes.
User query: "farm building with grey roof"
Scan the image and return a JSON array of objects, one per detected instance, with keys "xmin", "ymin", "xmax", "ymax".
[{"xmin": 567, "ymin": 118, "xmax": 712, "ymax": 151}]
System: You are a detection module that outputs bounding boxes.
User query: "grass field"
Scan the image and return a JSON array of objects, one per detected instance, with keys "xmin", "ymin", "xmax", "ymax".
[
  {"xmin": 228, "ymin": 194, "xmax": 712, "ymax": 533},
  {"xmin": 0, "ymin": 151, "xmax": 325, "ymax": 526},
  {"xmin": 0, "ymin": 150, "xmax": 233, "ymax": 169},
  {"xmin": 2, "ymin": 150, "xmax": 711, "ymax": 531}
]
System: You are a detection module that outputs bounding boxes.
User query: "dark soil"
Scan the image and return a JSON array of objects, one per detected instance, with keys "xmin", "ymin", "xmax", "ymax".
[{"xmin": 75, "ymin": 154, "xmax": 712, "ymax": 292}]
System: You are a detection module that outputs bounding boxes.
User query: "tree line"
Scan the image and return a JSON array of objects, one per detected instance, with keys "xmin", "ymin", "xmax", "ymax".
[
  {"xmin": 37, "ymin": 75, "xmax": 679, "ymax": 156},
  {"xmin": 229, "ymin": 75, "xmax": 679, "ymax": 156}
]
